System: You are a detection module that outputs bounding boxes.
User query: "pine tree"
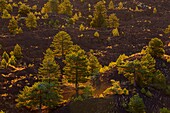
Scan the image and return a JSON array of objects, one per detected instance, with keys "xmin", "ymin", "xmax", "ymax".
[
  {"xmin": 25, "ymin": 12, "xmax": 37, "ymax": 29},
  {"xmin": 13, "ymin": 44, "xmax": 22, "ymax": 60},
  {"xmin": 50, "ymin": 31, "xmax": 73, "ymax": 59},
  {"xmin": 153, "ymin": 7, "xmax": 157, "ymax": 14},
  {"xmin": 108, "ymin": 0, "xmax": 114, "ymax": 10},
  {"xmin": 87, "ymin": 50, "xmax": 102, "ymax": 76},
  {"xmin": 118, "ymin": 53, "xmax": 161, "ymax": 87},
  {"xmin": 8, "ymin": 17, "xmax": 18, "ymax": 34},
  {"xmin": 8, "ymin": 55, "xmax": 16, "ymax": 66},
  {"xmin": 16, "ymin": 82, "xmax": 63, "ymax": 110},
  {"xmin": 1, "ymin": 59, "xmax": 7, "ymax": 68},
  {"xmin": 94, "ymin": 31, "xmax": 100, "ymax": 38},
  {"xmin": 49, "ymin": 0, "xmax": 59, "ymax": 13},
  {"xmin": 79, "ymin": 24, "xmax": 85, "ymax": 31},
  {"xmin": 58, "ymin": 0, "xmax": 73, "ymax": 16},
  {"xmin": 0, "ymin": 0, "xmax": 7, "ymax": 12},
  {"xmin": 118, "ymin": 2, "xmax": 123, "ymax": 9},
  {"xmin": 128, "ymin": 95, "xmax": 146, "ymax": 113},
  {"xmin": 147, "ymin": 38, "xmax": 165, "ymax": 58},
  {"xmin": 64, "ymin": 45, "xmax": 88, "ymax": 97},
  {"xmin": 41, "ymin": 3, "xmax": 50, "ymax": 14},
  {"xmin": 153, "ymin": 70, "xmax": 166, "ymax": 89},
  {"xmin": 2, "ymin": 51, "xmax": 9, "ymax": 61},
  {"xmin": 38, "ymin": 48, "xmax": 61, "ymax": 83},
  {"xmin": 112, "ymin": 28, "xmax": 120, "ymax": 36},
  {"xmin": 107, "ymin": 13, "xmax": 119, "ymax": 28},
  {"xmin": 18, "ymin": 3, "xmax": 30, "ymax": 16},
  {"xmin": 90, "ymin": 1, "xmax": 107, "ymax": 27},
  {"xmin": 8, "ymin": 17, "xmax": 22, "ymax": 34},
  {"xmin": 139, "ymin": 53, "xmax": 156, "ymax": 86}
]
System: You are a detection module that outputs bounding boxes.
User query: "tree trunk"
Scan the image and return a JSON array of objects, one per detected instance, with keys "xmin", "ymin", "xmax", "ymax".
[
  {"xmin": 39, "ymin": 90, "xmax": 42, "ymax": 113},
  {"xmin": 75, "ymin": 67, "xmax": 79, "ymax": 97},
  {"xmin": 134, "ymin": 70, "xmax": 137, "ymax": 87},
  {"xmin": 60, "ymin": 37, "xmax": 64, "ymax": 82}
]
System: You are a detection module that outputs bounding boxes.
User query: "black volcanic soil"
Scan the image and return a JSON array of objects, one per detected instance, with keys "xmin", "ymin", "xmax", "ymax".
[{"xmin": 0, "ymin": 0, "xmax": 170, "ymax": 113}]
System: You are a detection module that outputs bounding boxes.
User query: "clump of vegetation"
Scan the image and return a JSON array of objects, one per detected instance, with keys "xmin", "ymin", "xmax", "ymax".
[
  {"xmin": 146, "ymin": 90, "xmax": 152, "ymax": 97},
  {"xmin": 153, "ymin": 7, "xmax": 157, "ymax": 14},
  {"xmin": 2, "ymin": 51, "xmax": 9, "ymax": 61},
  {"xmin": 70, "ymin": 13, "xmax": 79, "ymax": 24},
  {"xmin": 164, "ymin": 25, "xmax": 170, "ymax": 34},
  {"xmin": 8, "ymin": 55, "xmax": 16, "ymax": 66},
  {"xmin": 128, "ymin": 94, "xmax": 146, "ymax": 113},
  {"xmin": 147, "ymin": 38, "xmax": 165, "ymax": 58},
  {"xmin": 112, "ymin": 28, "xmax": 120, "ymax": 36},
  {"xmin": 103, "ymin": 79, "xmax": 129, "ymax": 95},
  {"xmin": 79, "ymin": 24, "xmax": 85, "ymax": 31},
  {"xmin": 160, "ymin": 107, "xmax": 170, "ymax": 113},
  {"xmin": 1, "ymin": 59, "xmax": 7, "ymax": 68},
  {"xmin": 48, "ymin": 19, "xmax": 59, "ymax": 28},
  {"xmin": 108, "ymin": 0, "xmax": 114, "ymax": 10},
  {"xmin": 94, "ymin": 31, "xmax": 100, "ymax": 38},
  {"xmin": 1, "ymin": 9, "xmax": 11, "ymax": 19},
  {"xmin": 140, "ymin": 88, "xmax": 146, "ymax": 94},
  {"xmin": 6, "ymin": 3, "xmax": 13, "ymax": 12},
  {"xmin": 13, "ymin": 44, "xmax": 22, "ymax": 60},
  {"xmin": 0, "ymin": 0, "xmax": 7, "ymax": 12},
  {"xmin": 41, "ymin": 13, "xmax": 49, "ymax": 19},
  {"xmin": 118, "ymin": 2, "xmax": 123, "ymax": 9},
  {"xmin": 81, "ymin": 86, "xmax": 94, "ymax": 99},
  {"xmin": 32, "ymin": 5, "xmax": 37, "ymax": 11}
]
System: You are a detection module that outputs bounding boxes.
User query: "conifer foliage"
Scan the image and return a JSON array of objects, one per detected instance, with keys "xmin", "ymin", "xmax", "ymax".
[
  {"xmin": 108, "ymin": 0, "xmax": 114, "ymax": 10},
  {"xmin": 16, "ymin": 82, "xmax": 63, "ymax": 110},
  {"xmin": 38, "ymin": 48, "xmax": 61, "ymax": 83},
  {"xmin": 13, "ymin": 44, "xmax": 22, "ymax": 60},
  {"xmin": 18, "ymin": 3, "xmax": 30, "ymax": 16},
  {"xmin": 87, "ymin": 50, "xmax": 102, "ymax": 76},
  {"xmin": 8, "ymin": 17, "xmax": 22, "ymax": 34},
  {"xmin": 117, "ymin": 53, "xmax": 166, "ymax": 87},
  {"xmin": 107, "ymin": 13, "xmax": 119, "ymax": 28},
  {"xmin": 25, "ymin": 12, "xmax": 37, "ymax": 29},
  {"xmin": 64, "ymin": 45, "xmax": 89, "ymax": 97},
  {"xmin": 128, "ymin": 94, "xmax": 146, "ymax": 113},
  {"xmin": 1, "ymin": 9, "xmax": 11, "ymax": 18},
  {"xmin": 58, "ymin": 0, "xmax": 73, "ymax": 16},
  {"xmin": 90, "ymin": 1, "xmax": 107, "ymax": 27},
  {"xmin": 0, "ymin": 0, "xmax": 7, "ymax": 12},
  {"xmin": 147, "ymin": 38, "xmax": 165, "ymax": 58},
  {"xmin": 50, "ymin": 31, "xmax": 73, "ymax": 59}
]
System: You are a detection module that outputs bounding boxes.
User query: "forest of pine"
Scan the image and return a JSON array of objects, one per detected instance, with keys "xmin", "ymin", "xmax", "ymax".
[{"xmin": 0, "ymin": 0, "xmax": 170, "ymax": 113}]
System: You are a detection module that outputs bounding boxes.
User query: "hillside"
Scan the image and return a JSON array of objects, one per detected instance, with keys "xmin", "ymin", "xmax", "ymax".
[{"xmin": 0, "ymin": 0, "xmax": 170, "ymax": 113}]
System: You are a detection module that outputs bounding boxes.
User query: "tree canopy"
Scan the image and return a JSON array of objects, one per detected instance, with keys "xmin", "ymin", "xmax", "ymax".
[
  {"xmin": 64, "ymin": 45, "xmax": 89, "ymax": 97},
  {"xmin": 50, "ymin": 31, "xmax": 73, "ymax": 59}
]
